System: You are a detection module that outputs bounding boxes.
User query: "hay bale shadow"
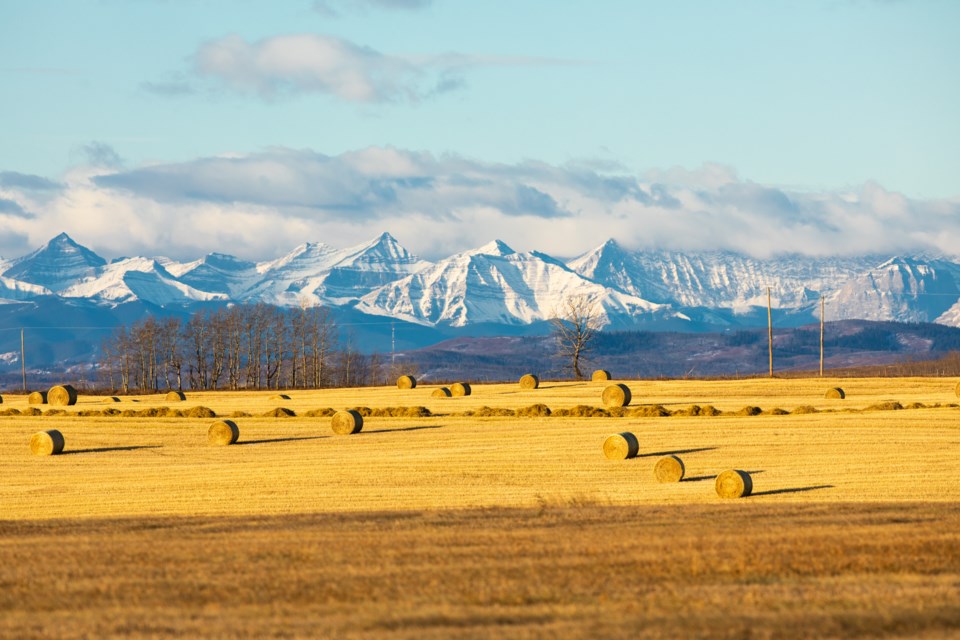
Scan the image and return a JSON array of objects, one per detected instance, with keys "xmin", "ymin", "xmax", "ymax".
[
  {"xmin": 60, "ymin": 445, "xmax": 163, "ymax": 456},
  {"xmin": 639, "ymin": 446, "xmax": 718, "ymax": 459},
  {"xmin": 682, "ymin": 475, "xmax": 717, "ymax": 483},
  {"xmin": 358, "ymin": 425, "xmax": 443, "ymax": 436},
  {"xmin": 750, "ymin": 484, "xmax": 834, "ymax": 497},
  {"xmin": 234, "ymin": 436, "xmax": 328, "ymax": 446}
]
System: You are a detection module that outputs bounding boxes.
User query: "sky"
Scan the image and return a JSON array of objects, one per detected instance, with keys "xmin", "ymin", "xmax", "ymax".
[{"xmin": 0, "ymin": 0, "xmax": 958, "ymax": 262}]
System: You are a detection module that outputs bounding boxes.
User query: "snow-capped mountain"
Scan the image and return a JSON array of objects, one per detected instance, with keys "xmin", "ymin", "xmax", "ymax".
[
  {"xmin": 165, "ymin": 252, "xmax": 259, "ymax": 297},
  {"xmin": 2, "ymin": 232, "xmax": 106, "ymax": 292},
  {"xmin": 357, "ymin": 240, "xmax": 679, "ymax": 327},
  {"xmin": 3, "ymin": 232, "xmax": 960, "ymax": 331},
  {"xmin": 234, "ymin": 232, "xmax": 431, "ymax": 305},
  {"xmin": 827, "ymin": 257, "xmax": 960, "ymax": 323},
  {"xmin": 569, "ymin": 239, "xmax": 880, "ymax": 309},
  {"xmin": 60, "ymin": 257, "xmax": 229, "ymax": 306}
]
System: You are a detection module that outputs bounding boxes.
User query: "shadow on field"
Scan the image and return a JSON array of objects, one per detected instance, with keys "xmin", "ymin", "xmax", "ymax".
[
  {"xmin": 235, "ymin": 436, "xmax": 328, "ymax": 446},
  {"xmin": 61, "ymin": 445, "xmax": 163, "ymax": 455},
  {"xmin": 751, "ymin": 484, "xmax": 834, "ymax": 497},
  {"xmin": 640, "ymin": 446, "xmax": 718, "ymax": 459},
  {"xmin": 683, "ymin": 475, "xmax": 716, "ymax": 483},
  {"xmin": 685, "ymin": 469, "xmax": 767, "ymax": 483},
  {"xmin": 360, "ymin": 425, "xmax": 443, "ymax": 435}
]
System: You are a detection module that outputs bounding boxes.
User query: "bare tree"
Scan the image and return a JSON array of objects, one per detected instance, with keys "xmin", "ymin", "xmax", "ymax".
[{"xmin": 550, "ymin": 295, "xmax": 602, "ymax": 380}]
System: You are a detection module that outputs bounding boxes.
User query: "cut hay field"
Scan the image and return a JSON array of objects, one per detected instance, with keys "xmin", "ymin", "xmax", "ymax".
[{"xmin": 1, "ymin": 377, "xmax": 959, "ymax": 638}]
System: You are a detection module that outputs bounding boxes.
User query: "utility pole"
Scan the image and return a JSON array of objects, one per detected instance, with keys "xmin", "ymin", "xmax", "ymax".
[
  {"xmin": 20, "ymin": 328, "xmax": 26, "ymax": 392},
  {"xmin": 767, "ymin": 288, "xmax": 773, "ymax": 378},
  {"xmin": 820, "ymin": 297, "xmax": 825, "ymax": 378}
]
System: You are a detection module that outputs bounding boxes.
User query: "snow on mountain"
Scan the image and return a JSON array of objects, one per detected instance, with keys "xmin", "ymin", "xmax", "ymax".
[
  {"xmin": 5, "ymin": 232, "xmax": 960, "ymax": 331},
  {"xmin": 827, "ymin": 257, "xmax": 960, "ymax": 324},
  {"xmin": 0, "ymin": 275, "xmax": 52, "ymax": 300},
  {"xmin": 2, "ymin": 232, "xmax": 106, "ymax": 292},
  {"xmin": 569, "ymin": 239, "xmax": 880, "ymax": 309},
  {"xmin": 168, "ymin": 252, "xmax": 259, "ymax": 297},
  {"xmin": 244, "ymin": 232, "xmax": 431, "ymax": 305},
  {"xmin": 60, "ymin": 257, "xmax": 229, "ymax": 306},
  {"xmin": 357, "ymin": 239, "xmax": 679, "ymax": 327}
]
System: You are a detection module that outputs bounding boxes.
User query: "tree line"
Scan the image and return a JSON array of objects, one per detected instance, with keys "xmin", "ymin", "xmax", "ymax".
[{"xmin": 98, "ymin": 304, "xmax": 398, "ymax": 392}]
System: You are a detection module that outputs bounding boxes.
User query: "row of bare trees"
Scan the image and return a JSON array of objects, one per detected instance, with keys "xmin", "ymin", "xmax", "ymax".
[{"xmin": 98, "ymin": 304, "xmax": 393, "ymax": 392}]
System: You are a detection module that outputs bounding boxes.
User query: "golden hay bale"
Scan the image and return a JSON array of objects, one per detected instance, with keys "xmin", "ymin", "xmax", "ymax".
[
  {"xmin": 166, "ymin": 390, "xmax": 186, "ymax": 402},
  {"xmin": 450, "ymin": 382, "xmax": 472, "ymax": 397},
  {"xmin": 715, "ymin": 469, "xmax": 753, "ymax": 499},
  {"xmin": 431, "ymin": 387, "xmax": 452, "ymax": 398},
  {"xmin": 601, "ymin": 383, "xmax": 632, "ymax": 408},
  {"xmin": 103, "ymin": 396, "xmax": 121, "ymax": 403},
  {"xmin": 602, "ymin": 432, "xmax": 640, "ymax": 460},
  {"xmin": 47, "ymin": 385, "xmax": 78, "ymax": 406},
  {"xmin": 208, "ymin": 420, "xmax": 239, "ymax": 446},
  {"xmin": 956, "ymin": 381, "xmax": 960, "ymax": 397},
  {"xmin": 825, "ymin": 387, "xmax": 845, "ymax": 400},
  {"xmin": 519, "ymin": 374, "xmax": 540, "ymax": 390},
  {"xmin": 187, "ymin": 406, "xmax": 217, "ymax": 418},
  {"xmin": 397, "ymin": 375, "xmax": 417, "ymax": 390},
  {"xmin": 653, "ymin": 455, "xmax": 686, "ymax": 483},
  {"xmin": 270, "ymin": 394, "xmax": 291, "ymax": 400},
  {"xmin": 30, "ymin": 429, "xmax": 65, "ymax": 456},
  {"xmin": 592, "ymin": 369, "xmax": 612, "ymax": 382},
  {"xmin": 331, "ymin": 409, "xmax": 363, "ymax": 435},
  {"xmin": 262, "ymin": 407, "xmax": 295, "ymax": 417},
  {"xmin": 27, "ymin": 391, "xmax": 48, "ymax": 405},
  {"xmin": 0, "ymin": 394, "xmax": 3, "ymax": 404}
]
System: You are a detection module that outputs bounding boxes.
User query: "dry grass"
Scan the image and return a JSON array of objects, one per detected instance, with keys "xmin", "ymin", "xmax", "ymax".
[
  {"xmin": 1, "ymin": 376, "xmax": 960, "ymax": 637},
  {"xmin": 0, "ymin": 504, "xmax": 958, "ymax": 639}
]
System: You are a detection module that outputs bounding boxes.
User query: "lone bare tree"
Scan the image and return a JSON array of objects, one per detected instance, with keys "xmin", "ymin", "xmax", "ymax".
[{"xmin": 550, "ymin": 295, "xmax": 601, "ymax": 380}]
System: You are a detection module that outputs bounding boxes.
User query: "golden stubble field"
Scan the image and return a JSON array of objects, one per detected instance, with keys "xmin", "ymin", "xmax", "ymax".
[{"xmin": 1, "ymin": 376, "xmax": 959, "ymax": 639}]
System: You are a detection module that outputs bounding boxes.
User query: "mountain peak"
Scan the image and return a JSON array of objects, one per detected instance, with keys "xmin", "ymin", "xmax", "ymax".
[
  {"xmin": 470, "ymin": 239, "xmax": 515, "ymax": 257},
  {"xmin": 2, "ymin": 232, "xmax": 106, "ymax": 292}
]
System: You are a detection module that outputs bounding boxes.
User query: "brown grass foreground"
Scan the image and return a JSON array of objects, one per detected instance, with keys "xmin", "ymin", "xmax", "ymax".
[
  {"xmin": 0, "ymin": 503, "xmax": 958, "ymax": 639},
  {"xmin": 1, "ymin": 377, "xmax": 960, "ymax": 638}
]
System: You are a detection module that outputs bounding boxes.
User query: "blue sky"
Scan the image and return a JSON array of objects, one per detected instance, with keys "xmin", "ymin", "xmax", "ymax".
[{"xmin": 1, "ymin": 0, "xmax": 958, "ymax": 261}]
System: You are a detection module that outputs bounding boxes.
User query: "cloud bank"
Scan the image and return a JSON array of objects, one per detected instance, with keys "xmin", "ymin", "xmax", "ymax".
[{"xmin": 1, "ymin": 146, "xmax": 958, "ymax": 262}]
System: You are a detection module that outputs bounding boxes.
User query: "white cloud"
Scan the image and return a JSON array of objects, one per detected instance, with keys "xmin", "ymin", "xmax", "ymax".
[
  {"xmin": 150, "ymin": 33, "xmax": 567, "ymax": 104},
  {"xmin": 2, "ymin": 146, "xmax": 959, "ymax": 263}
]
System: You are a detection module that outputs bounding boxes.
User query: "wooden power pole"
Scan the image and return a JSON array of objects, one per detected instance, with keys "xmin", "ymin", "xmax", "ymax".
[
  {"xmin": 820, "ymin": 297, "xmax": 825, "ymax": 377},
  {"xmin": 20, "ymin": 328, "xmax": 26, "ymax": 392},
  {"xmin": 767, "ymin": 288, "xmax": 773, "ymax": 378}
]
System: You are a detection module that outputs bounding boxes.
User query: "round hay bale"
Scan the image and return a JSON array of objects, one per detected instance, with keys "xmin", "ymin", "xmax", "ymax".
[
  {"xmin": 103, "ymin": 396, "xmax": 121, "ymax": 403},
  {"xmin": 0, "ymin": 394, "xmax": 3, "ymax": 404},
  {"xmin": 165, "ymin": 390, "xmax": 186, "ymax": 402},
  {"xmin": 601, "ymin": 383, "xmax": 632, "ymax": 408},
  {"xmin": 955, "ymin": 381, "xmax": 960, "ymax": 397},
  {"xmin": 208, "ymin": 420, "xmax": 239, "ymax": 446},
  {"xmin": 431, "ymin": 387, "xmax": 452, "ymax": 398},
  {"xmin": 331, "ymin": 409, "xmax": 363, "ymax": 435},
  {"xmin": 269, "ymin": 394, "xmax": 291, "ymax": 401},
  {"xmin": 653, "ymin": 455, "xmax": 686, "ymax": 483},
  {"xmin": 27, "ymin": 391, "xmax": 47, "ymax": 405},
  {"xmin": 592, "ymin": 369, "xmax": 612, "ymax": 382},
  {"xmin": 825, "ymin": 387, "xmax": 845, "ymax": 399},
  {"xmin": 519, "ymin": 374, "xmax": 540, "ymax": 390},
  {"xmin": 397, "ymin": 375, "xmax": 417, "ymax": 390},
  {"xmin": 450, "ymin": 382, "xmax": 472, "ymax": 397},
  {"xmin": 715, "ymin": 469, "xmax": 753, "ymax": 499},
  {"xmin": 47, "ymin": 385, "xmax": 78, "ymax": 406},
  {"xmin": 602, "ymin": 432, "xmax": 640, "ymax": 460},
  {"xmin": 30, "ymin": 429, "xmax": 65, "ymax": 456}
]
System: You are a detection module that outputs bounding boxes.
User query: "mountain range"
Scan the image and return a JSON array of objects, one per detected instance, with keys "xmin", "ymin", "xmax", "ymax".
[
  {"xmin": 2, "ymin": 231, "xmax": 960, "ymax": 373},
  {"xmin": 2, "ymin": 232, "xmax": 959, "ymax": 327}
]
